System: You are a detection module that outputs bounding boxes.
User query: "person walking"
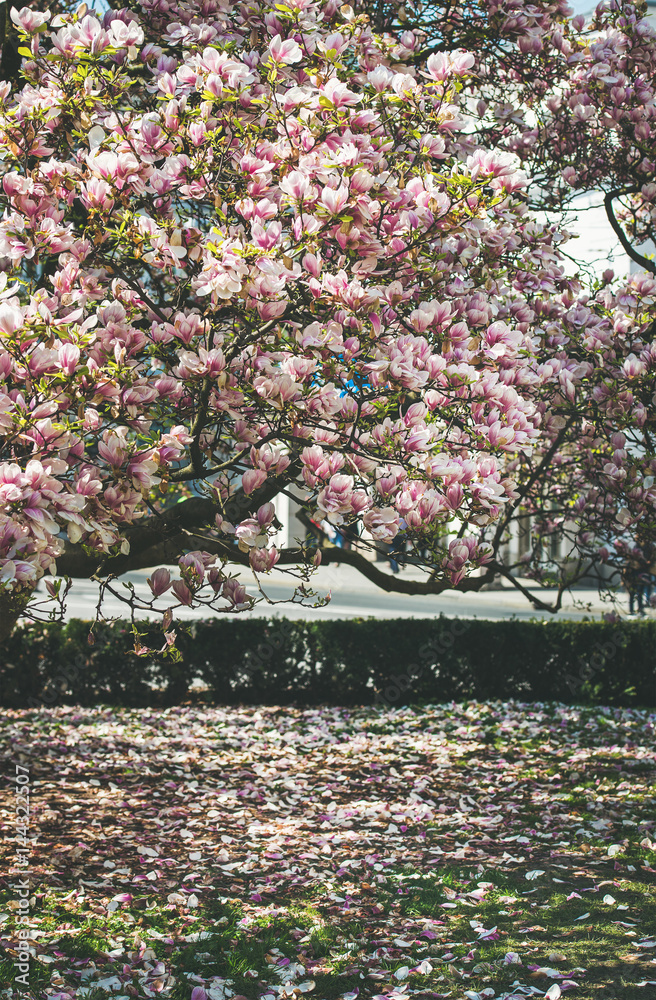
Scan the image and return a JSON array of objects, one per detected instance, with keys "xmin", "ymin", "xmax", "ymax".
[
  {"xmin": 387, "ymin": 519, "xmax": 407, "ymax": 573},
  {"xmin": 637, "ymin": 542, "xmax": 654, "ymax": 613},
  {"xmin": 623, "ymin": 551, "xmax": 645, "ymax": 616}
]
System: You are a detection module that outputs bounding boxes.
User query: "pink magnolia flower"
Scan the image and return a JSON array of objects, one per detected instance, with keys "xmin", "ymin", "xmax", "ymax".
[
  {"xmin": 127, "ymin": 453, "xmax": 160, "ymax": 489},
  {"xmin": 321, "ymin": 77, "xmax": 360, "ymax": 108},
  {"xmin": 257, "ymin": 502, "xmax": 276, "ymax": 527},
  {"xmin": 267, "ymin": 34, "xmax": 302, "ymax": 65},
  {"xmin": 97, "ymin": 432, "xmax": 129, "ymax": 468},
  {"xmin": 58, "ymin": 343, "xmax": 80, "ymax": 375},
  {"xmin": 249, "ymin": 546, "xmax": 279, "ymax": 572},
  {"xmin": 622, "ymin": 353, "xmax": 646, "ymax": 378},
  {"xmin": 257, "ymin": 300, "xmax": 287, "ymax": 320},
  {"xmin": 0, "ymin": 303, "xmax": 24, "ymax": 335},
  {"xmin": 320, "ymin": 185, "xmax": 349, "ymax": 215},
  {"xmin": 80, "ymin": 177, "xmax": 115, "ymax": 212},
  {"xmin": 363, "ymin": 508, "xmax": 400, "ymax": 542},
  {"xmin": 148, "ymin": 567, "xmax": 171, "ymax": 596},
  {"xmin": 280, "ymin": 170, "xmax": 312, "ymax": 203},
  {"xmin": 222, "ymin": 578, "xmax": 250, "ymax": 608},
  {"xmin": 235, "ymin": 518, "xmax": 267, "ymax": 548},
  {"xmin": 426, "ymin": 50, "xmax": 475, "ymax": 81},
  {"xmin": 107, "ymin": 19, "xmax": 144, "ymax": 51},
  {"xmin": 171, "ymin": 579, "xmax": 193, "ymax": 605},
  {"xmin": 316, "ymin": 474, "xmax": 354, "ymax": 523},
  {"xmin": 10, "ymin": 6, "xmax": 50, "ymax": 32},
  {"xmin": 75, "ymin": 471, "xmax": 103, "ymax": 497},
  {"xmin": 179, "ymin": 551, "xmax": 205, "ymax": 588},
  {"xmin": 242, "ymin": 469, "xmax": 267, "ymax": 494}
]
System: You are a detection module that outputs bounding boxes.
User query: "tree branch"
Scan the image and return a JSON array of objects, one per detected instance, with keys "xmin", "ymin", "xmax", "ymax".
[
  {"xmin": 493, "ymin": 562, "xmax": 564, "ymax": 613},
  {"xmin": 55, "ymin": 524, "xmax": 501, "ymax": 597},
  {"xmin": 312, "ymin": 547, "xmax": 498, "ymax": 595},
  {"xmin": 604, "ymin": 189, "xmax": 656, "ymax": 274},
  {"xmin": 55, "ymin": 468, "xmax": 298, "ymax": 578},
  {"xmin": 491, "ymin": 417, "xmax": 575, "ymax": 554},
  {"xmin": 170, "ymin": 376, "xmax": 213, "ymax": 482}
]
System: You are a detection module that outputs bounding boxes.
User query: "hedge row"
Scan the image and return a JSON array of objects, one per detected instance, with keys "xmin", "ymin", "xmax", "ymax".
[{"xmin": 2, "ymin": 616, "xmax": 656, "ymax": 709}]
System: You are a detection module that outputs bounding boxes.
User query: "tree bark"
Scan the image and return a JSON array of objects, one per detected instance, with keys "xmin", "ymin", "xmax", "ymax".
[
  {"xmin": 0, "ymin": 589, "xmax": 32, "ymax": 644},
  {"xmin": 55, "ymin": 466, "xmax": 299, "ymax": 579}
]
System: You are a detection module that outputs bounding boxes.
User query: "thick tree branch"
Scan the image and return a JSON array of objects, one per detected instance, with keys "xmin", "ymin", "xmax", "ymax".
[
  {"xmin": 53, "ymin": 525, "xmax": 568, "ymax": 608},
  {"xmin": 493, "ymin": 562, "xmax": 564, "ymax": 613},
  {"xmin": 604, "ymin": 189, "xmax": 656, "ymax": 274},
  {"xmin": 55, "ymin": 530, "xmax": 500, "ymax": 595},
  {"xmin": 55, "ymin": 468, "xmax": 299, "ymax": 578},
  {"xmin": 308, "ymin": 546, "xmax": 498, "ymax": 595},
  {"xmin": 171, "ymin": 376, "xmax": 213, "ymax": 482}
]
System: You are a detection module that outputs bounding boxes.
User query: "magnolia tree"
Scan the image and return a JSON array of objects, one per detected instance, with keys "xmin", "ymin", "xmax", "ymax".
[{"xmin": 1, "ymin": 0, "xmax": 656, "ymax": 642}]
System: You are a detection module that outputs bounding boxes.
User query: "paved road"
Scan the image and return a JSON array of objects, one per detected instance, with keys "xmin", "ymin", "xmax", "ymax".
[{"xmin": 32, "ymin": 563, "xmax": 626, "ymax": 622}]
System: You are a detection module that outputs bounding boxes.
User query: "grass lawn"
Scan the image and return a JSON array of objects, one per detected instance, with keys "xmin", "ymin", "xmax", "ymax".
[{"xmin": 1, "ymin": 701, "xmax": 655, "ymax": 1000}]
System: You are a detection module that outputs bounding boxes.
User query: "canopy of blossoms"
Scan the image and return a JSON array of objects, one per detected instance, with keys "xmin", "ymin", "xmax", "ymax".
[{"xmin": 0, "ymin": 0, "xmax": 655, "ymax": 634}]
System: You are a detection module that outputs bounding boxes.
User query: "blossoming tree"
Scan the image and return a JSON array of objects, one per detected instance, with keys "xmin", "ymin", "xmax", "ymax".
[{"xmin": 1, "ymin": 0, "xmax": 655, "ymax": 640}]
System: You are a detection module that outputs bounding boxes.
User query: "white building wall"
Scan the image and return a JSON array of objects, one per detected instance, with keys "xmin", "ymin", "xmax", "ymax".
[
  {"xmin": 273, "ymin": 490, "xmax": 308, "ymax": 550},
  {"xmin": 563, "ymin": 1, "xmax": 656, "ymax": 281}
]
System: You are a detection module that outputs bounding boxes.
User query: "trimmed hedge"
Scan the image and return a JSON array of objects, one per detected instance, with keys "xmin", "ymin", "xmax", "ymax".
[{"xmin": 2, "ymin": 616, "xmax": 656, "ymax": 709}]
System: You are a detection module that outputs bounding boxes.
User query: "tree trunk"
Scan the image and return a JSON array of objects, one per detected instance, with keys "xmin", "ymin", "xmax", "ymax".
[{"xmin": 0, "ymin": 589, "xmax": 32, "ymax": 644}]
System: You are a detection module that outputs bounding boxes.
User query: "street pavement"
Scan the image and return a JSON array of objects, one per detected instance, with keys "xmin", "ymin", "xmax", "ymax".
[{"xmin": 31, "ymin": 561, "xmax": 631, "ymax": 623}]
